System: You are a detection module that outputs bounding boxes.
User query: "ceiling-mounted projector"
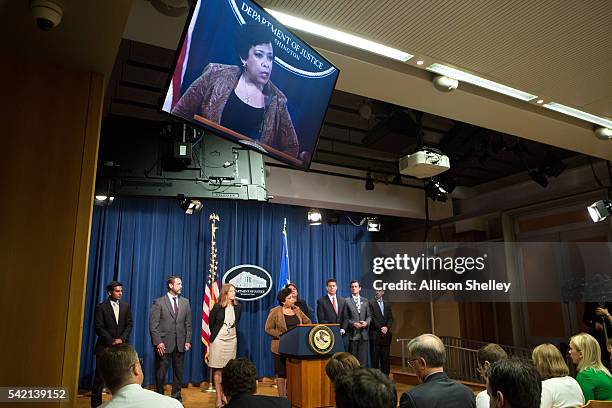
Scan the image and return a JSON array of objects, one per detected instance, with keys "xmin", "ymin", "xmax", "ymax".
[{"xmin": 399, "ymin": 148, "xmax": 450, "ymax": 179}]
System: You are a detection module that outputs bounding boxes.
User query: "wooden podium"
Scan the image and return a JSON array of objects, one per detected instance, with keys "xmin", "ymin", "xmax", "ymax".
[{"xmin": 279, "ymin": 324, "xmax": 344, "ymax": 408}]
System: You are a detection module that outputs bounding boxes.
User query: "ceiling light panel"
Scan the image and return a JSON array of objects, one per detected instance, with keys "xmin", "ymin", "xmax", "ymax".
[{"xmin": 543, "ymin": 102, "xmax": 612, "ymax": 129}]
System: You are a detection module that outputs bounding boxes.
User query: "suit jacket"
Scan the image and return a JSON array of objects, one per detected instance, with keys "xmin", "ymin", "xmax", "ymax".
[
  {"xmin": 149, "ymin": 294, "xmax": 192, "ymax": 353},
  {"xmin": 295, "ymin": 298, "xmax": 312, "ymax": 321},
  {"xmin": 399, "ymin": 372, "xmax": 476, "ymax": 408},
  {"xmin": 369, "ymin": 298, "xmax": 393, "ymax": 345},
  {"xmin": 316, "ymin": 295, "xmax": 347, "ymax": 325},
  {"xmin": 209, "ymin": 302, "xmax": 242, "ymax": 344},
  {"xmin": 225, "ymin": 394, "xmax": 290, "ymax": 408},
  {"xmin": 344, "ymin": 295, "xmax": 371, "ymax": 341},
  {"xmin": 94, "ymin": 299, "xmax": 133, "ymax": 356},
  {"xmin": 265, "ymin": 305, "xmax": 311, "ymax": 354}
]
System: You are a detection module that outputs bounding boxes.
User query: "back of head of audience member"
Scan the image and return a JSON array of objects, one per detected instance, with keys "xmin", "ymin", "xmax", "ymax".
[
  {"xmin": 570, "ymin": 332, "xmax": 611, "ymax": 375},
  {"xmin": 325, "ymin": 352, "xmax": 360, "ymax": 381},
  {"xmin": 532, "ymin": 343, "xmax": 569, "ymax": 380},
  {"xmin": 334, "ymin": 368, "xmax": 397, "ymax": 408},
  {"xmin": 477, "ymin": 343, "xmax": 508, "ymax": 379},
  {"xmin": 99, "ymin": 344, "xmax": 143, "ymax": 393},
  {"xmin": 406, "ymin": 334, "xmax": 446, "ymax": 381},
  {"xmin": 488, "ymin": 358, "xmax": 541, "ymax": 408},
  {"xmin": 222, "ymin": 358, "xmax": 257, "ymax": 399}
]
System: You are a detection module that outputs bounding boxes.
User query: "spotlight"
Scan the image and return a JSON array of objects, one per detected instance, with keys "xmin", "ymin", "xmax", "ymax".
[
  {"xmin": 425, "ymin": 178, "xmax": 448, "ymax": 202},
  {"xmin": 94, "ymin": 194, "xmax": 115, "ymax": 206},
  {"xmin": 366, "ymin": 217, "xmax": 381, "ymax": 232},
  {"xmin": 308, "ymin": 209, "xmax": 322, "ymax": 225},
  {"xmin": 365, "ymin": 172, "xmax": 375, "ymax": 191},
  {"xmin": 587, "ymin": 200, "xmax": 612, "ymax": 222},
  {"xmin": 594, "ymin": 127, "xmax": 612, "ymax": 140},
  {"xmin": 432, "ymin": 75, "xmax": 459, "ymax": 92},
  {"xmin": 179, "ymin": 197, "xmax": 203, "ymax": 215}
]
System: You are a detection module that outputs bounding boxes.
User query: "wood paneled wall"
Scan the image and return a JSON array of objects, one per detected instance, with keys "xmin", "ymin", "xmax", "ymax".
[{"xmin": 0, "ymin": 57, "xmax": 103, "ymax": 407}]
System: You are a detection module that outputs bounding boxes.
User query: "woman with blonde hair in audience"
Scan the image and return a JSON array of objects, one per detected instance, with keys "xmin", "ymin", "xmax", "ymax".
[
  {"xmin": 569, "ymin": 333, "xmax": 612, "ymax": 401},
  {"xmin": 325, "ymin": 352, "xmax": 360, "ymax": 382},
  {"xmin": 532, "ymin": 343, "xmax": 584, "ymax": 407}
]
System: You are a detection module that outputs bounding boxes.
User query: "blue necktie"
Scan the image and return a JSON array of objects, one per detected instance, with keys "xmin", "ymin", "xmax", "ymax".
[{"xmin": 379, "ymin": 300, "xmax": 384, "ymax": 316}]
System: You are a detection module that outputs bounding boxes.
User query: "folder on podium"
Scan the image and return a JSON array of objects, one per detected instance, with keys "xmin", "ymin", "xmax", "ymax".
[{"xmin": 279, "ymin": 324, "xmax": 344, "ymax": 408}]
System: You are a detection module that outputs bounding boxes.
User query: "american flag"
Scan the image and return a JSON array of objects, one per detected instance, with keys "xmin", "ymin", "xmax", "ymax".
[{"xmin": 202, "ymin": 213, "xmax": 220, "ymax": 363}]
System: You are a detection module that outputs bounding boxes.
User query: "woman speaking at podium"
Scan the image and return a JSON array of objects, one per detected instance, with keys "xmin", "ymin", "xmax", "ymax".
[{"xmin": 265, "ymin": 287, "xmax": 311, "ymax": 397}]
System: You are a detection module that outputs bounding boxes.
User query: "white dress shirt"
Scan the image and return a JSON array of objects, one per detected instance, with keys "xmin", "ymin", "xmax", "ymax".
[
  {"xmin": 100, "ymin": 384, "xmax": 183, "ymax": 408},
  {"xmin": 540, "ymin": 376, "xmax": 585, "ymax": 408},
  {"xmin": 475, "ymin": 389, "xmax": 489, "ymax": 408}
]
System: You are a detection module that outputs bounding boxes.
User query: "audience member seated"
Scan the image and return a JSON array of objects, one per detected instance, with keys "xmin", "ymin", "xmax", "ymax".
[
  {"xmin": 222, "ymin": 358, "xmax": 290, "ymax": 408},
  {"xmin": 334, "ymin": 367, "xmax": 397, "ymax": 408},
  {"xmin": 98, "ymin": 344, "xmax": 182, "ymax": 408},
  {"xmin": 532, "ymin": 343, "xmax": 584, "ymax": 408},
  {"xmin": 475, "ymin": 343, "xmax": 508, "ymax": 408},
  {"xmin": 569, "ymin": 333, "xmax": 612, "ymax": 402},
  {"xmin": 487, "ymin": 358, "xmax": 541, "ymax": 408},
  {"xmin": 399, "ymin": 334, "xmax": 475, "ymax": 408},
  {"xmin": 325, "ymin": 351, "xmax": 360, "ymax": 382}
]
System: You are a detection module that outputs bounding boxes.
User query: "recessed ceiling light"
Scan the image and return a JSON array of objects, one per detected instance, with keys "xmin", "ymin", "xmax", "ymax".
[
  {"xmin": 416, "ymin": 60, "xmax": 424, "ymax": 65},
  {"xmin": 266, "ymin": 9, "xmax": 413, "ymax": 62},
  {"xmin": 543, "ymin": 102, "xmax": 612, "ymax": 129},
  {"xmin": 536, "ymin": 99, "xmax": 544, "ymax": 104},
  {"xmin": 426, "ymin": 63, "xmax": 538, "ymax": 102}
]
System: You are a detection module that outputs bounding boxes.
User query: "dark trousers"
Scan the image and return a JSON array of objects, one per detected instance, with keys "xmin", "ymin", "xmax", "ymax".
[
  {"xmin": 155, "ymin": 346, "xmax": 185, "ymax": 398},
  {"xmin": 349, "ymin": 339, "xmax": 369, "ymax": 366},
  {"xmin": 90, "ymin": 355, "xmax": 105, "ymax": 408},
  {"xmin": 370, "ymin": 342, "xmax": 391, "ymax": 375}
]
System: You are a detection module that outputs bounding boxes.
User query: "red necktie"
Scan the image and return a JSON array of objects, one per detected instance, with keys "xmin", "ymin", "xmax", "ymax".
[
  {"xmin": 332, "ymin": 296, "xmax": 337, "ymax": 314},
  {"xmin": 173, "ymin": 297, "xmax": 178, "ymax": 316}
]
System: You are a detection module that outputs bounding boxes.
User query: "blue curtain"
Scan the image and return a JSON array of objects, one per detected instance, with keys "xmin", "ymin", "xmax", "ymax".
[{"xmin": 79, "ymin": 197, "xmax": 370, "ymax": 388}]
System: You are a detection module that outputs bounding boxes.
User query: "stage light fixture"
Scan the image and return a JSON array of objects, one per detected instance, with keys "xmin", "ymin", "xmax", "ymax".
[
  {"xmin": 367, "ymin": 217, "xmax": 381, "ymax": 232},
  {"xmin": 94, "ymin": 194, "xmax": 115, "ymax": 206},
  {"xmin": 365, "ymin": 173, "xmax": 375, "ymax": 190},
  {"xmin": 425, "ymin": 178, "xmax": 448, "ymax": 202},
  {"xmin": 179, "ymin": 197, "xmax": 203, "ymax": 215},
  {"xmin": 308, "ymin": 209, "xmax": 322, "ymax": 225},
  {"xmin": 528, "ymin": 169, "xmax": 548, "ymax": 187},
  {"xmin": 587, "ymin": 200, "xmax": 612, "ymax": 223}
]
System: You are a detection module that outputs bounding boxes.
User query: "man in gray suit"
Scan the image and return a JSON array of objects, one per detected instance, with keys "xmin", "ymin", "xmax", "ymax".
[
  {"xmin": 149, "ymin": 275, "xmax": 192, "ymax": 401},
  {"xmin": 344, "ymin": 280, "xmax": 371, "ymax": 366}
]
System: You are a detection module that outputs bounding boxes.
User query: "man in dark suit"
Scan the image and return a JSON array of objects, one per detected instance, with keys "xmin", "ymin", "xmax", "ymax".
[
  {"xmin": 222, "ymin": 358, "xmax": 290, "ymax": 408},
  {"xmin": 399, "ymin": 334, "xmax": 475, "ymax": 408},
  {"xmin": 149, "ymin": 275, "xmax": 192, "ymax": 401},
  {"xmin": 369, "ymin": 290, "xmax": 393, "ymax": 375},
  {"xmin": 344, "ymin": 280, "xmax": 371, "ymax": 366},
  {"xmin": 316, "ymin": 278, "xmax": 347, "ymax": 348},
  {"xmin": 91, "ymin": 281, "xmax": 133, "ymax": 408}
]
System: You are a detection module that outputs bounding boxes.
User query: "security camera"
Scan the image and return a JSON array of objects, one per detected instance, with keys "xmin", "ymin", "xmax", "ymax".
[
  {"xmin": 594, "ymin": 127, "xmax": 612, "ymax": 140},
  {"xmin": 433, "ymin": 75, "xmax": 459, "ymax": 92},
  {"xmin": 31, "ymin": 0, "xmax": 63, "ymax": 31}
]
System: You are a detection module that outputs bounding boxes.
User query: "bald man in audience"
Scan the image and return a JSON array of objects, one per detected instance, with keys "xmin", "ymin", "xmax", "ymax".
[
  {"xmin": 487, "ymin": 358, "xmax": 541, "ymax": 408},
  {"xmin": 475, "ymin": 343, "xmax": 508, "ymax": 408},
  {"xmin": 399, "ymin": 334, "xmax": 475, "ymax": 408}
]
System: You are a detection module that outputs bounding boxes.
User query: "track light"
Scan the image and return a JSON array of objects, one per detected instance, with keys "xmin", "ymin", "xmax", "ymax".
[
  {"xmin": 425, "ymin": 178, "xmax": 448, "ymax": 202},
  {"xmin": 179, "ymin": 196, "xmax": 203, "ymax": 215},
  {"xmin": 308, "ymin": 209, "xmax": 322, "ymax": 225},
  {"xmin": 365, "ymin": 172, "xmax": 375, "ymax": 191},
  {"xmin": 367, "ymin": 217, "xmax": 381, "ymax": 232},
  {"xmin": 587, "ymin": 200, "xmax": 612, "ymax": 222},
  {"xmin": 594, "ymin": 127, "xmax": 612, "ymax": 140},
  {"xmin": 94, "ymin": 195, "xmax": 115, "ymax": 206}
]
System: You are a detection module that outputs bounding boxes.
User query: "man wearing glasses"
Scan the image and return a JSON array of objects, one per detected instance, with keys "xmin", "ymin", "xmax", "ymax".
[
  {"xmin": 399, "ymin": 334, "xmax": 475, "ymax": 408},
  {"xmin": 98, "ymin": 344, "xmax": 182, "ymax": 407}
]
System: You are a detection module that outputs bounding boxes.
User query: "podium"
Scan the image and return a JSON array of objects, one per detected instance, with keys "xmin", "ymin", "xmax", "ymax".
[{"xmin": 279, "ymin": 324, "xmax": 344, "ymax": 408}]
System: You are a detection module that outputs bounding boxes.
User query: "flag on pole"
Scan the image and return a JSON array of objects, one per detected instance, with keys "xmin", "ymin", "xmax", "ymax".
[
  {"xmin": 278, "ymin": 218, "xmax": 291, "ymax": 290},
  {"xmin": 201, "ymin": 213, "xmax": 221, "ymax": 363}
]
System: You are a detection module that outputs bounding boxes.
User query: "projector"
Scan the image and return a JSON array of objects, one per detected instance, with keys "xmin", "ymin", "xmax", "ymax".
[{"xmin": 399, "ymin": 149, "xmax": 450, "ymax": 179}]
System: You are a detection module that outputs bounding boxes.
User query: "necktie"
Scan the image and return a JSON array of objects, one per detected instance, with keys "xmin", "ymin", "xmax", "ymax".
[
  {"xmin": 173, "ymin": 297, "xmax": 178, "ymax": 316},
  {"xmin": 112, "ymin": 301, "xmax": 119, "ymax": 324},
  {"xmin": 332, "ymin": 296, "xmax": 337, "ymax": 314},
  {"xmin": 355, "ymin": 297, "xmax": 361, "ymax": 314},
  {"xmin": 379, "ymin": 300, "xmax": 384, "ymax": 316}
]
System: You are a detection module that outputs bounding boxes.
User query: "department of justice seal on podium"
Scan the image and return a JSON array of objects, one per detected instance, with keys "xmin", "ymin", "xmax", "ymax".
[{"xmin": 308, "ymin": 325, "xmax": 335, "ymax": 354}]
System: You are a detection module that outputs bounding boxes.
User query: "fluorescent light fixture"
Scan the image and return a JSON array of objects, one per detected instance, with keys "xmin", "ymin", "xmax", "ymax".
[
  {"xmin": 265, "ymin": 9, "xmax": 413, "ymax": 62},
  {"xmin": 426, "ymin": 63, "xmax": 538, "ymax": 102},
  {"xmin": 543, "ymin": 102, "xmax": 612, "ymax": 129}
]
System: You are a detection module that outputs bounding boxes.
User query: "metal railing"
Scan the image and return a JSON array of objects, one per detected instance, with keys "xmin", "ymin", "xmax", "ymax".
[{"xmin": 397, "ymin": 336, "xmax": 533, "ymax": 383}]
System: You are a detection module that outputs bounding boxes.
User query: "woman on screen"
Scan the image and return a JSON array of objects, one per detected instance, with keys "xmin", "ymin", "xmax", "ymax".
[
  {"xmin": 265, "ymin": 287, "xmax": 311, "ymax": 397},
  {"xmin": 172, "ymin": 23, "xmax": 300, "ymax": 158},
  {"xmin": 208, "ymin": 284, "xmax": 241, "ymax": 408}
]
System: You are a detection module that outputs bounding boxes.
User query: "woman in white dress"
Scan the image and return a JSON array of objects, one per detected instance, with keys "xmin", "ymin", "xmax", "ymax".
[
  {"xmin": 208, "ymin": 284, "xmax": 241, "ymax": 408},
  {"xmin": 532, "ymin": 343, "xmax": 585, "ymax": 408}
]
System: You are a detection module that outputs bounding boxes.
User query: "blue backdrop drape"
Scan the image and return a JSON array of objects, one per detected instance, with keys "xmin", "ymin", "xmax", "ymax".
[{"xmin": 79, "ymin": 197, "xmax": 370, "ymax": 389}]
